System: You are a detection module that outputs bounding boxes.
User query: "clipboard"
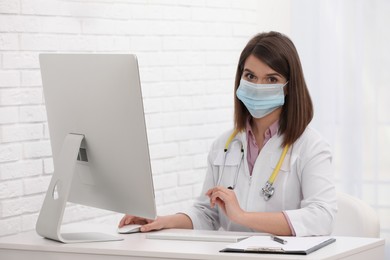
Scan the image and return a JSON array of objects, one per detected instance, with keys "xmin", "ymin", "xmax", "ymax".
[{"xmin": 220, "ymin": 236, "xmax": 336, "ymax": 255}]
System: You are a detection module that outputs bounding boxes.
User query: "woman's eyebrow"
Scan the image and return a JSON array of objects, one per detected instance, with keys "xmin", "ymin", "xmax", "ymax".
[
  {"xmin": 266, "ymin": 72, "xmax": 283, "ymax": 78},
  {"xmin": 243, "ymin": 68, "xmax": 256, "ymax": 74}
]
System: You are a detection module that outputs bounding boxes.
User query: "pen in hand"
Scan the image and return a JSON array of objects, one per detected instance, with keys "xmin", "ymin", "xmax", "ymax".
[{"xmin": 271, "ymin": 236, "xmax": 288, "ymax": 244}]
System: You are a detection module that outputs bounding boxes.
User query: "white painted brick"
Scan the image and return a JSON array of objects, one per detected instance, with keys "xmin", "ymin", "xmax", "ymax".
[
  {"xmin": 205, "ymin": 50, "xmax": 237, "ymax": 65},
  {"xmin": 1, "ymin": 123, "xmax": 43, "ymax": 143},
  {"xmin": 149, "ymin": 142, "xmax": 179, "ymax": 159},
  {"xmin": 162, "ymin": 36, "xmax": 193, "ymax": 51},
  {"xmin": 162, "ymin": 96, "xmax": 193, "ymax": 112},
  {"xmin": 21, "ymin": 213, "xmax": 38, "ymax": 232},
  {"xmin": 163, "ymin": 127, "xmax": 191, "ymax": 142},
  {"xmin": 3, "ymin": 52, "xmax": 39, "ymax": 69},
  {"xmin": 177, "ymin": 155, "xmax": 195, "ymax": 171},
  {"xmin": 231, "ymin": 0, "xmax": 257, "ymax": 9},
  {"xmin": 205, "ymin": 108, "xmax": 233, "ymax": 123},
  {"xmin": 177, "ymin": 52, "xmax": 205, "ymax": 66},
  {"xmin": 178, "ymin": 169, "xmax": 204, "ymax": 185},
  {"xmin": 142, "ymin": 82, "xmax": 179, "ymax": 98},
  {"xmin": 23, "ymin": 140, "xmax": 52, "ymax": 158},
  {"xmin": 206, "ymin": 0, "xmax": 230, "ymax": 8},
  {"xmin": 179, "ymin": 81, "xmax": 206, "ymax": 96},
  {"xmin": 150, "ymin": 20, "xmax": 180, "ymax": 36},
  {"xmin": 146, "ymin": 128, "xmax": 164, "ymax": 145},
  {"xmin": 193, "ymin": 153, "xmax": 208, "ymax": 169},
  {"xmin": 180, "ymin": 110, "xmax": 207, "ymax": 126},
  {"xmin": 162, "ymin": 6, "xmax": 191, "ymax": 20},
  {"xmin": 154, "ymin": 190, "xmax": 164, "ymax": 206},
  {"xmin": 162, "ymin": 112, "xmax": 181, "ymax": 127},
  {"xmin": 203, "ymin": 22, "xmax": 232, "ymax": 37},
  {"xmin": 192, "ymin": 182, "xmax": 204, "ymax": 197},
  {"xmin": 20, "ymin": 34, "xmax": 100, "ymax": 51},
  {"xmin": 139, "ymin": 52, "xmax": 178, "ymax": 67},
  {"xmin": 82, "ymin": 19, "xmax": 154, "ymax": 35},
  {"xmin": 21, "ymin": 70, "xmax": 42, "ymax": 86},
  {"xmin": 139, "ymin": 66, "xmax": 164, "ymax": 83},
  {"xmin": 0, "ymin": 33, "xmax": 19, "ymax": 50},
  {"xmin": 0, "ymin": 88, "xmax": 43, "ymax": 105},
  {"xmin": 143, "ymin": 98, "xmax": 164, "ymax": 114},
  {"xmin": 203, "ymin": 79, "xmax": 233, "ymax": 94},
  {"xmin": 43, "ymin": 123, "xmax": 50, "ymax": 139},
  {"xmin": 21, "ymin": 0, "xmax": 135, "ymax": 20},
  {"xmin": 0, "ymin": 143, "xmax": 21, "ymax": 163},
  {"xmin": 161, "ymin": 157, "xmax": 180, "ymax": 173},
  {"xmin": 1, "ymin": 194, "xmax": 44, "ymax": 217},
  {"xmin": 0, "ymin": 106, "xmax": 19, "ymax": 124},
  {"xmin": 0, "ymin": 216, "xmax": 21, "ymax": 236},
  {"xmin": 131, "ymin": 36, "xmax": 161, "ymax": 51},
  {"xmin": 150, "ymin": 158, "xmax": 164, "ymax": 175},
  {"xmin": 146, "ymin": 112, "xmax": 179, "ymax": 129},
  {"xmin": 152, "ymin": 173, "xmax": 177, "ymax": 190},
  {"xmin": 177, "ymin": 21, "xmax": 206, "ymax": 36},
  {"xmin": 96, "ymin": 36, "xmax": 130, "ymax": 51},
  {"xmin": 43, "ymin": 158, "xmax": 53, "ymax": 174},
  {"xmin": 0, "ymin": 70, "xmax": 20, "ymax": 87},
  {"xmin": 129, "ymin": 4, "xmax": 163, "ymax": 20},
  {"xmin": 0, "ymin": 159, "xmax": 43, "ymax": 180},
  {"xmin": 0, "ymin": 179, "xmax": 23, "ymax": 199},
  {"xmin": 19, "ymin": 105, "xmax": 47, "ymax": 122},
  {"xmin": 179, "ymin": 139, "xmax": 208, "ymax": 155},
  {"xmin": 191, "ymin": 7, "xmax": 235, "ymax": 22},
  {"xmin": 199, "ymin": 93, "xmax": 232, "ymax": 109},
  {"xmin": 0, "ymin": 15, "xmax": 81, "ymax": 34},
  {"xmin": 0, "ymin": 0, "xmax": 20, "ymax": 14},
  {"xmin": 163, "ymin": 185, "xmax": 192, "ymax": 203},
  {"xmin": 233, "ymin": 23, "xmax": 258, "ymax": 37},
  {"xmin": 145, "ymin": 113, "xmax": 163, "ymax": 129},
  {"xmin": 23, "ymin": 175, "xmax": 51, "ymax": 195}
]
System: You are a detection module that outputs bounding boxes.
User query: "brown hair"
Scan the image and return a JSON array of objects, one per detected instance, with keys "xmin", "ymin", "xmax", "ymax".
[{"xmin": 234, "ymin": 31, "xmax": 313, "ymax": 147}]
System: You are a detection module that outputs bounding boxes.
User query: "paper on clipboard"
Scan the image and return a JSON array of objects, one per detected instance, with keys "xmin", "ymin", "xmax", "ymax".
[{"xmin": 221, "ymin": 236, "xmax": 336, "ymax": 255}]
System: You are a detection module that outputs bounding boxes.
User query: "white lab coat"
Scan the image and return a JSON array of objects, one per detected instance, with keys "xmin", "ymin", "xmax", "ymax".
[{"xmin": 182, "ymin": 127, "xmax": 337, "ymax": 236}]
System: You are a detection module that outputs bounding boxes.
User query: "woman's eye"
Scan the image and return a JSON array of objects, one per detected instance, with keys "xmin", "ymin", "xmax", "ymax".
[
  {"xmin": 244, "ymin": 73, "xmax": 256, "ymax": 81},
  {"xmin": 267, "ymin": 77, "xmax": 278, "ymax": 83}
]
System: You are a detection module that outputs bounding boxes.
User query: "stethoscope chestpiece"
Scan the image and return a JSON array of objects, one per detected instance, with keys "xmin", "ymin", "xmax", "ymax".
[{"xmin": 261, "ymin": 181, "xmax": 274, "ymax": 201}]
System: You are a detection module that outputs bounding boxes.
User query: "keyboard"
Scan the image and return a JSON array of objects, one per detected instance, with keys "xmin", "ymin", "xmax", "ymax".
[{"xmin": 145, "ymin": 232, "xmax": 249, "ymax": 243}]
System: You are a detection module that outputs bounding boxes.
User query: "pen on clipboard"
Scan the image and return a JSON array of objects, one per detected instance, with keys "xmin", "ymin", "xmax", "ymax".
[{"xmin": 271, "ymin": 236, "xmax": 288, "ymax": 244}]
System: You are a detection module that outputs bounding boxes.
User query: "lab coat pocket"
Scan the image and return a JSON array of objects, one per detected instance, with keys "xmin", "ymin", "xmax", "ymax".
[
  {"xmin": 269, "ymin": 151, "xmax": 297, "ymax": 173},
  {"xmin": 213, "ymin": 150, "xmax": 242, "ymax": 187},
  {"xmin": 213, "ymin": 150, "xmax": 242, "ymax": 166}
]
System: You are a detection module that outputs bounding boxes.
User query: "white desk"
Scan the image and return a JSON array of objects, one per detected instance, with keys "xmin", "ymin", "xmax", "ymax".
[{"xmin": 0, "ymin": 225, "xmax": 385, "ymax": 260}]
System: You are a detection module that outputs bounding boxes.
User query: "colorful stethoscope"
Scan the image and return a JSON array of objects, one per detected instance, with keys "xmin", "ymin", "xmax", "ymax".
[{"xmin": 217, "ymin": 129, "xmax": 290, "ymax": 201}]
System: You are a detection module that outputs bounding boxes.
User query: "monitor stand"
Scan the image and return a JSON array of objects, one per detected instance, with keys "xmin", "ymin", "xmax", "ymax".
[{"xmin": 36, "ymin": 133, "xmax": 123, "ymax": 243}]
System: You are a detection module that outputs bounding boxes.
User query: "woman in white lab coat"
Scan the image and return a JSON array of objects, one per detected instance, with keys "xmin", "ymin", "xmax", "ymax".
[{"xmin": 119, "ymin": 31, "xmax": 337, "ymax": 236}]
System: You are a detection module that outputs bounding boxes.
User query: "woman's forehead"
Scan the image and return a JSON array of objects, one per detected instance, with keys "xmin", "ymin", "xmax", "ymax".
[{"xmin": 244, "ymin": 55, "xmax": 278, "ymax": 75}]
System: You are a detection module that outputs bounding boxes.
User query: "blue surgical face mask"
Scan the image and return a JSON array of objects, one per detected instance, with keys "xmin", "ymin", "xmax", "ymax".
[{"xmin": 236, "ymin": 79, "xmax": 288, "ymax": 119}]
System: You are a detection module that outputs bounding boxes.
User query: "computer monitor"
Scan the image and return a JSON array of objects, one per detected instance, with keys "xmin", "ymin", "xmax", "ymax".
[{"xmin": 36, "ymin": 54, "xmax": 157, "ymax": 243}]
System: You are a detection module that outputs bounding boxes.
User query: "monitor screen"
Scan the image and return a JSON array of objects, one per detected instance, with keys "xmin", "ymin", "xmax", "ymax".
[{"xmin": 37, "ymin": 54, "xmax": 156, "ymax": 243}]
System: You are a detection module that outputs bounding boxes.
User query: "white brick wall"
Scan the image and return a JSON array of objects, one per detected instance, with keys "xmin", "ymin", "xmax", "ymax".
[{"xmin": 0, "ymin": 0, "xmax": 290, "ymax": 237}]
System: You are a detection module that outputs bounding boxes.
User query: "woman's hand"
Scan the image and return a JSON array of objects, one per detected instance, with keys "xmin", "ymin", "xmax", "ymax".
[
  {"xmin": 118, "ymin": 215, "xmax": 183, "ymax": 232},
  {"xmin": 118, "ymin": 214, "xmax": 149, "ymax": 228},
  {"xmin": 206, "ymin": 186, "xmax": 245, "ymax": 224}
]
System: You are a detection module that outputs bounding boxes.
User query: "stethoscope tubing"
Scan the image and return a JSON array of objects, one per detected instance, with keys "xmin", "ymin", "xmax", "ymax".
[{"xmin": 218, "ymin": 130, "xmax": 290, "ymax": 201}]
